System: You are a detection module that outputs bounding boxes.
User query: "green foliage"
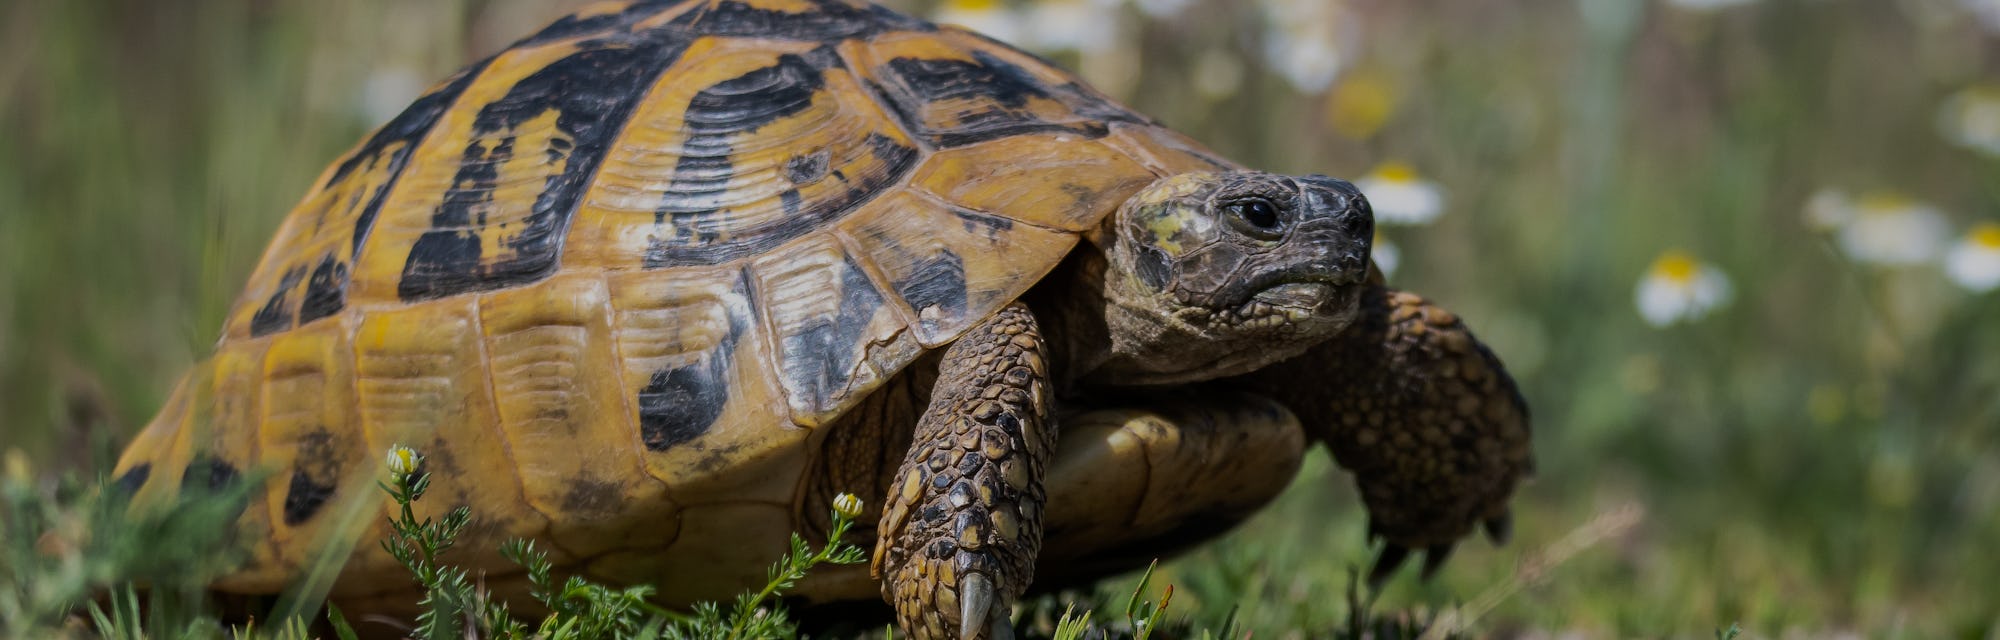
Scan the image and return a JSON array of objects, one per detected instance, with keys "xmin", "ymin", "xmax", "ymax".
[
  {"xmin": 1121, "ymin": 561, "xmax": 1172, "ymax": 640},
  {"xmin": 1716, "ymin": 622, "xmax": 1742, "ymax": 640},
  {"xmin": 653, "ymin": 498, "xmax": 869, "ymax": 640},
  {"xmin": 324, "ymin": 605, "xmax": 361, "ymax": 640},
  {"xmin": 368, "ymin": 452, "xmax": 869, "ymax": 640},
  {"xmin": 0, "ymin": 448, "xmax": 870, "ymax": 639},
  {"xmin": 499, "ymin": 538, "xmax": 664, "ymax": 640},
  {"xmin": 376, "ymin": 452, "xmax": 506, "ymax": 639},
  {"xmin": 0, "ymin": 454, "xmax": 250, "ymax": 639},
  {"xmin": 86, "ymin": 585, "xmax": 225, "ymax": 640},
  {"xmin": 1050, "ymin": 605, "xmax": 1093, "ymax": 640}
]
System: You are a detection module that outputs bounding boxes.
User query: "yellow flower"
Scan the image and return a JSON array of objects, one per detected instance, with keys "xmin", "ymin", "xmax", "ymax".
[
  {"xmin": 1945, "ymin": 222, "xmax": 2000, "ymax": 293},
  {"xmin": 1635, "ymin": 250, "xmax": 1731, "ymax": 327},
  {"xmin": 4, "ymin": 448, "xmax": 30, "ymax": 486},
  {"xmin": 934, "ymin": 0, "xmax": 1024, "ymax": 46},
  {"xmin": 1354, "ymin": 162, "xmax": 1444, "ymax": 225},
  {"xmin": 385, "ymin": 445, "xmax": 421, "ymax": 478},
  {"xmin": 1939, "ymin": 83, "xmax": 2000, "ymax": 156},
  {"xmin": 1836, "ymin": 192, "xmax": 1948, "ymax": 266},
  {"xmin": 832, "ymin": 492, "xmax": 864, "ymax": 520},
  {"xmin": 1324, "ymin": 69, "xmax": 1398, "ymax": 140},
  {"xmin": 1371, "ymin": 233, "xmax": 1399, "ymax": 279}
]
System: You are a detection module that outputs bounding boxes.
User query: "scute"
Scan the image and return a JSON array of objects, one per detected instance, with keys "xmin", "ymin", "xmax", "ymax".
[
  {"xmin": 561, "ymin": 36, "xmax": 922, "ymax": 271},
  {"xmin": 223, "ymin": 63, "xmax": 489, "ymax": 339},
  {"xmin": 908, "ymin": 132, "xmax": 1159, "ymax": 232},
  {"xmin": 257, "ymin": 320, "xmax": 369, "ymax": 570},
  {"xmin": 362, "ymin": 18, "xmax": 696, "ymax": 303},
  {"xmin": 115, "ymin": 0, "xmax": 1234, "ymax": 603},
  {"xmin": 838, "ymin": 190, "xmax": 1076, "ymax": 346},
  {"xmin": 350, "ymin": 299, "xmax": 549, "ymax": 572},
  {"xmin": 751, "ymin": 233, "xmax": 911, "ymax": 426},
  {"xmin": 846, "ymin": 28, "xmax": 1149, "ymax": 147}
]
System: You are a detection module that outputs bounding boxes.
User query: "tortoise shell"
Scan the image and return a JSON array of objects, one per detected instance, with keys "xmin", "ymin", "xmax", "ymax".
[{"xmin": 112, "ymin": 0, "xmax": 1234, "ymax": 601}]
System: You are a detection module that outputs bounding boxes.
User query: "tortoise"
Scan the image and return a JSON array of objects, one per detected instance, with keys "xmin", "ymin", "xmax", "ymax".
[{"xmin": 110, "ymin": 0, "xmax": 1533, "ymax": 637}]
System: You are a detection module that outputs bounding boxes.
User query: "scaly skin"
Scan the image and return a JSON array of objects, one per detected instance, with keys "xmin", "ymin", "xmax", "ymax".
[
  {"xmin": 873, "ymin": 303, "xmax": 1055, "ymax": 640},
  {"xmin": 1247, "ymin": 284, "xmax": 1533, "ymax": 584}
]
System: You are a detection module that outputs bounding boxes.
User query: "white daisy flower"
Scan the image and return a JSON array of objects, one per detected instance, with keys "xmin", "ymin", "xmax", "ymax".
[
  {"xmin": 1371, "ymin": 234, "xmax": 1400, "ymax": 279},
  {"xmin": 832, "ymin": 492, "xmax": 865, "ymax": 520},
  {"xmin": 385, "ymin": 445, "xmax": 421, "ymax": 478},
  {"xmin": 1802, "ymin": 188, "xmax": 1854, "ymax": 233},
  {"xmin": 1354, "ymin": 162, "xmax": 1445, "ymax": 225},
  {"xmin": 934, "ymin": 0, "xmax": 1026, "ymax": 46},
  {"xmin": 358, "ymin": 66, "xmax": 425, "ymax": 127},
  {"xmin": 1944, "ymin": 222, "xmax": 2000, "ymax": 293},
  {"xmin": 1663, "ymin": 0, "xmax": 1758, "ymax": 12},
  {"xmin": 1258, "ymin": 0, "xmax": 1357, "ymax": 94},
  {"xmin": 1835, "ymin": 193, "xmax": 1949, "ymax": 266},
  {"xmin": 1022, "ymin": 0, "xmax": 1121, "ymax": 54},
  {"xmin": 1938, "ymin": 84, "xmax": 2000, "ymax": 157},
  {"xmin": 1635, "ymin": 251, "xmax": 1732, "ymax": 327},
  {"xmin": 1264, "ymin": 31, "xmax": 1343, "ymax": 94}
]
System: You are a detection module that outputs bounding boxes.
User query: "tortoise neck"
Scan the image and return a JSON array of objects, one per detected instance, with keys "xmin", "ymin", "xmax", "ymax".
[{"xmin": 1021, "ymin": 246, "xmax": 1117, "ymax": 394}]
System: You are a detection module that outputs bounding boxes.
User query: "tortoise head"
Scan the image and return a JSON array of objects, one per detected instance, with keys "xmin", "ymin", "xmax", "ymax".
[{"xmin": 1092, "ymin": 170, "xmax": 1374, "ymax": 385}]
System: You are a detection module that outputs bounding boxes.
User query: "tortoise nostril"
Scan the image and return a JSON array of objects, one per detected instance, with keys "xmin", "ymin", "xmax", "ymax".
[
  {"xmin": 1340, "ymin": 200, "xmax": 1372, "ymax": 234},
  {"xmin": 1339, "ymin": 254, "xmax": 1365, "ymax": 273}
]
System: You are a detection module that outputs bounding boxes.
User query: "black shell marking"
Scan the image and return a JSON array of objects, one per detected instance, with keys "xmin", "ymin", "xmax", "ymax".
[{"xmin": 397, "ymin": 34, "xmax": 698, "ymax": 301}]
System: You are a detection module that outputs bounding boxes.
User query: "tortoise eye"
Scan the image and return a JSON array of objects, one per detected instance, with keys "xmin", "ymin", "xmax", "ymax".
[{"xmin": 1226, "ymin": 199, "xmax": 1283, "ymax": 237}]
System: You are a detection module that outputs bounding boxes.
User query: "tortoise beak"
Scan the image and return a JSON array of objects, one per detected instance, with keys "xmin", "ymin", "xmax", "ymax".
[{"xmin": 1292, "ymin": 174, "xmax": 1374, "ymax": 284}]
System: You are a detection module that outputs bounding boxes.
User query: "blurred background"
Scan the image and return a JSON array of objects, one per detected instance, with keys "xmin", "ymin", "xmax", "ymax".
[{"xmin": 4, "ymin": 0, "xmax": 1999, "ymax": 636}]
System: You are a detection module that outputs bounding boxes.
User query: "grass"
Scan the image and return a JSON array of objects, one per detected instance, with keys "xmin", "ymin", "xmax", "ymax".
[
  {"xmin": 6, "ymin": 0, "xmax": 2000, "ymax": 637},
  {"xmin": 1, "ymin": 444, "xmax": 1439, "ymax": 639},
  {"xmin": 3, "ymin": 444, "xmax": 879, "ymax": 640}
]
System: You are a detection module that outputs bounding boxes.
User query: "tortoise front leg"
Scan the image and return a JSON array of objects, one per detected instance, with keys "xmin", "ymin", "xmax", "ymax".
[
  {"xmin": 1247, "ymin": 285, "xmax": 1533, "ymax": 586},
  {"xmin": 873, "ymin": 302, "xmax": 1054, "ymax": 640}
]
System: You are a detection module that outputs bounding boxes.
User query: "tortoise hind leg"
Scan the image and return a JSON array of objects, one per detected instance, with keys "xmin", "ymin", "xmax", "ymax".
[
  {"xmin": 1031, "ymin": 393, "xmax": 1307, "ymax": 588},
  {"xmin": 873, "ymin": 302, "xmax": 1055, "ymax": 640}
]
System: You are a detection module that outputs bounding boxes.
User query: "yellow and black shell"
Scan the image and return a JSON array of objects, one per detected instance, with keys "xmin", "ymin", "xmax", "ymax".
[{"xmin": 111, "ymin": 0, "xmax": 1231, "ymax": 604}]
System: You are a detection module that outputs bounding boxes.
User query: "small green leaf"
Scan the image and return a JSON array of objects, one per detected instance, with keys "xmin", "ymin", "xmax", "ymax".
[{"xmin": 326, "ymin": 603, "xmax": 360, "ymax": 640}]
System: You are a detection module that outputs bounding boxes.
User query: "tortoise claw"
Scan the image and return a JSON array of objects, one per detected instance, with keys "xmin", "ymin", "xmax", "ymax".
[
  {"xmin": 1419, "ymin": 543, "xmax": 1456, "ymax": 581},
  {"xmin": 1367, "ymin": 543, "xmax": 1412, "ymax": 589},
  {"xmin": 959, "ymin": 572, "xmax": 1013, "ymax": 640},
  {"xmin": 988, "ymin": 612, "xmax": 1016, "ymax": 640},
  {"xmin": 962, "ymin": 573, "xmax": 995, "ymax": 640},
  {"xmin": 1484, "ymin": 512, "xmax": 1514, "ymax": 545}
]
